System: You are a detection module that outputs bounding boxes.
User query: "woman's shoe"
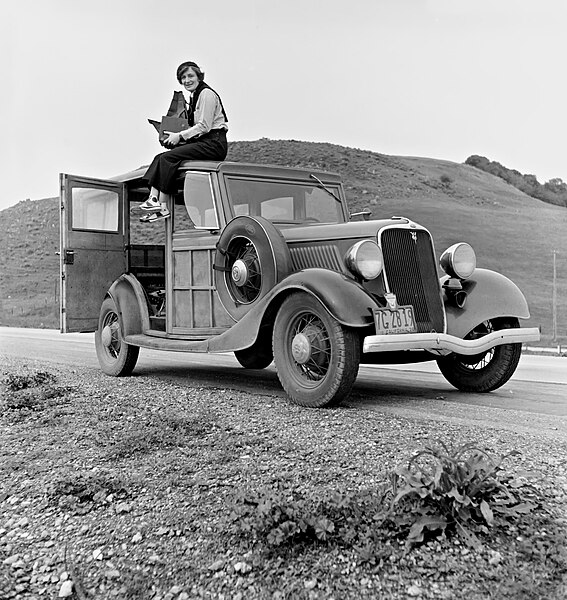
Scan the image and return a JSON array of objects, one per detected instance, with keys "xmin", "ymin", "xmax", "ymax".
[
  {"xmin": 140, "ymin": 196, "xmax": 161, "ymax": 211},
  {"xmin": 139, "ymin": 208, "xmax": 170, "ymax": 222}
]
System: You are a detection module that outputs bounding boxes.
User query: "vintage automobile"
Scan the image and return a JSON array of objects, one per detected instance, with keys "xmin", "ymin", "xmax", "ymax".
[{"xmin": 59, "ymin": 161, "xmax": 540, "ymax": 407}]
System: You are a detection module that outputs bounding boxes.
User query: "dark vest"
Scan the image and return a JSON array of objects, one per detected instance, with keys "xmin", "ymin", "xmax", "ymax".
[{"xmin": 188, "ymin": 81, "xmax": 228, "ymax": 126}]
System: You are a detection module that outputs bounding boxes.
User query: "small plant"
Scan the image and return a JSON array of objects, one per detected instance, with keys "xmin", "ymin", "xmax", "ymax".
[
  {"xmin": 389, "ymin": 441, "xmax": 536, "ymax": 548},
  {"xmin": 3, "ymin": 369, "xmax": 56, "ymax": 392},
  {"xmin": 439, "ymin": 174, "xmax": 453, "ymax": 186},
  {"xmin": 1, "ymin": 368, "xmax": 71, "ymax": 412},
  {"xmin": 227, "ymin": 484, "xmax": 389, "ymax": 556},
  {"xmin": 105, "ymin": 409, "xmax": 217, "ymax": 458},
  {"xmin": 46, "ymin": 469, "xmax": 129, "ymax": 513}
]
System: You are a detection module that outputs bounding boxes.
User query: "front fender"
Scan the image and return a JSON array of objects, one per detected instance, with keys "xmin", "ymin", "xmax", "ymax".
[
  {"xmin": 208, "ymin": 269, "xmax": 377, "ymax": 353},
  {"xmin": 442, "ymin": 268, "xmax": 530, "ymax": 339},
  {"xmin": 107, "ymin": 274, "xmax": 149, "ymax": 336},
  {"xmin": 276, "ymin": 269, "xmax": 377, "ymax": 327}
]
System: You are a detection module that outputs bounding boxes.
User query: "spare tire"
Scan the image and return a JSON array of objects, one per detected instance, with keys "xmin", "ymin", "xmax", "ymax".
[{"xmin": 214, "ymin": 216, "xmax": 291, "ymax": 320}]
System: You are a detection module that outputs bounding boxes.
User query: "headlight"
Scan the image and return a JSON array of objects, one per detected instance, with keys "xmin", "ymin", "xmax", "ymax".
[
  {"xmin": 440, "ymin": 243, "xmax": 476, "ymax": 279},
  {"xmin": 345, "ymin": 240, "xmax": 383, "ymax": 280}
]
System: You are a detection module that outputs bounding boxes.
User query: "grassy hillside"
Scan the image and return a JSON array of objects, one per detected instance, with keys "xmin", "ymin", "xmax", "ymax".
[
  {"xmin": 1, "ymin": 139, "xmax": 565, "ymax": 345},
  {"xmin": 0, "ymin": 198, "xmax": 60, "ymax": 328}
]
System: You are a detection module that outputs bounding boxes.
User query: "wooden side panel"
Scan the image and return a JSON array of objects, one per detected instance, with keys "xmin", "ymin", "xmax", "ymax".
[
  {"xmin": 171, "ymin": 246, "xmax": 232, "ymax": 333},
  {"xmin": 191, "ymin": 251, "xmax": 211, "ymax": 287}
]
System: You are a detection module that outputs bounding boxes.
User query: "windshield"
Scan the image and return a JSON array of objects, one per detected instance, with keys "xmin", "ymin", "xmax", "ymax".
[{"xmin": 226, "ymin": 177, "xmax": 345, "ymax": 224}]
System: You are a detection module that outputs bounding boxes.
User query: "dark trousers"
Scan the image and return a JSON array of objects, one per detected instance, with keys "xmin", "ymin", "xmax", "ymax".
[{"xmin": 144, "ymin": 129, "xmax": 228, "ymax": 194}]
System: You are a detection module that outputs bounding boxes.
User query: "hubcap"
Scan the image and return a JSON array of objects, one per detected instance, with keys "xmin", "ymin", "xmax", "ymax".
[
  {"xmin": 100, "ymin": 315, "xmax": 121, "ymax": 359},
  {"xmin": 226, "ymin": 238, "xmax": 262, "ymax": 304},
  {"xmin": 288, "ymin": 316, "xmax": 331, "ymax": 382},
  {"xmin": 291, "ymin": 333, "xmax": 311, "ymax": 364},
  {"xmin": 231, "ymin": 259, "xmax": 248, "ymax": 287},
  {"xmin": 101, "ymin": 324, "xmax": 115, "ymax": 348}
]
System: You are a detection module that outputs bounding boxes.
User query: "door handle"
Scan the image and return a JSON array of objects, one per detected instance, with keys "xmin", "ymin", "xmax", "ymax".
[{"xmin": 63, "ymin": 250, "xmax": 75, "ymax": 265}]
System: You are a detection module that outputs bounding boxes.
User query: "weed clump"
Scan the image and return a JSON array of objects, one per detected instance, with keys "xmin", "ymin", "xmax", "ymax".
[
  {"xmin": 389, "ymin": 441, "xmax": 536, "ymax": 548},
  {"xmin": 105, "ymin": 409, "xmax": 217, "ymax": 459},
  {"xmin": 227, "ymin": 484, "xmax": 392, "ymax": 563},
  {"xmin": 4, "ymin": 369, "xmax": 56, "ymax": 391},
  {"xmin": 46, "ymin": 469, "xmax": 129, "ymax": 513},
  {"xmin": 1, "ymin": 368, "xmax": 72, "ymax": 413}
]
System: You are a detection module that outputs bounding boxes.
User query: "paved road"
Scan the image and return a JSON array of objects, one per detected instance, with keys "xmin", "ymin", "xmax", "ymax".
[{"xmin": 2, "ymin": 327, "xmax": 566, "ymax": 437}]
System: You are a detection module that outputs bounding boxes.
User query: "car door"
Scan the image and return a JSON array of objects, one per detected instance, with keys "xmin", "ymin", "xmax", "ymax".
[{"xmin": 60, "ymin": 174, "xmax": 127, "ymax": 333}]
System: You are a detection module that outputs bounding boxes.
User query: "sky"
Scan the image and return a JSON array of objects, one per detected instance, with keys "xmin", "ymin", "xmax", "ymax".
[{"xmin": 2, "ymin": 0, "xmax": 567, "ymax": 211}]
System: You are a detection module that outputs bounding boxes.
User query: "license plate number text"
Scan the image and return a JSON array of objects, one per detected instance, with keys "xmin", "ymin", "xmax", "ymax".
[{"xmin": 374, "ymin": 306, "xmax": 416, "ymax": 335}]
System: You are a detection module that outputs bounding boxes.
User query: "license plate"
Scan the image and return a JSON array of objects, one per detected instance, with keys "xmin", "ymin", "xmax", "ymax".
[{"xmin": 373, "ymin": 305, "xmax": 416, "ymax": 335}]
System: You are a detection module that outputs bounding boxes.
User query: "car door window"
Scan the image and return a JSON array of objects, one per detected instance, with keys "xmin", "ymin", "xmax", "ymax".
[
  {"xmin": 183, "ymin": 173, "xmax": 219, "ymax": 229},
  {"xmin": 71, "ymin": 187, "xmax": 119, "ymax": 232}
]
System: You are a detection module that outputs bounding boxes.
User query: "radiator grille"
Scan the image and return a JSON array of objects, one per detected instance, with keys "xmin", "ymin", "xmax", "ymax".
[
  {"xmin": 289, "ymin": 244, "xmax": 344, "ymax": 272},
  {"xmin": 380, "ymin": 228, "xmax": 445, "ymax": 333}
]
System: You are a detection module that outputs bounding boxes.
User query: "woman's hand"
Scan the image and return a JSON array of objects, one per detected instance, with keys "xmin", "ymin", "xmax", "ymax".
[{"xmin": 163, "ymin": 132, "xmax": 184, "ymax": 147}]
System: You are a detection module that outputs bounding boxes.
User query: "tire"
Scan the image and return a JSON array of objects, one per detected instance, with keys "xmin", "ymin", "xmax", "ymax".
[
  {"xmin": 436, "ymin": 317, "xmax": 521, "ymax": 393},
  {"xmin": 273, "ymin": 293, "xmax": 360, "ymax": 407},
  {"xmin": 234, "ymin": 335, "xmax": 273, "ymax": 369},
  {"xmin": 95, "ymin": 297, "xmax": 140, "ymax": 376},
  {"xmin": 214, "ymin": 216, "xmax": 291, "ymax": 320}
]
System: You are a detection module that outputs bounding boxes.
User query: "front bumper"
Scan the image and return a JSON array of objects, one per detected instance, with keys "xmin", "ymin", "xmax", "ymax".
[{"xmin": 362, "ymin": 327, "xmax": 541, "ymax": 355}]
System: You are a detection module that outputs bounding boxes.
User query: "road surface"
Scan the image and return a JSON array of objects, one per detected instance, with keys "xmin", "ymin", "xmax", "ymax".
[{"xmin": 2, "ymin": 327, "xmax": 566, "ymax": 438}]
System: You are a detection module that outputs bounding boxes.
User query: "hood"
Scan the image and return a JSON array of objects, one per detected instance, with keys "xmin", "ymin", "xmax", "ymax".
[{"xmin": 279, "ymin": 216, "xmax": 415, "ymax": 244}]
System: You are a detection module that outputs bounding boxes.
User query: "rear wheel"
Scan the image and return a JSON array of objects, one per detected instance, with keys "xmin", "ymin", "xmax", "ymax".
[
  {"xmin": 273, "ymin": 293, "xmax": 360, "ymax": 407},
  {"xmin": 436, "ymin": 317, "xmax": 521, "ymax": 392},
  {"xmin": 95, "ymin": 297, "xmax": 139, "ymax": 376}
]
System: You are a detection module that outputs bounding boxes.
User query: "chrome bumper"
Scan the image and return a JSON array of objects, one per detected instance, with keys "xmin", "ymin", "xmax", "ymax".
[{"xmin": 362, "ymin": 327, "xmax": 541, "ymax": 355}]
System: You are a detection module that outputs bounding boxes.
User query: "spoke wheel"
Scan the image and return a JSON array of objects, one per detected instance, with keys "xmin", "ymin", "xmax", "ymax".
[
  {"xmin": 436, "ymin": 317, "xmax": 521, "ymax": 392},
  {"xmin": 273, "ymin": 293, "xmax": 360, "ymax": 407},
  {"xmin": 214, "ymin": 216, "xmax": 291, "ymax": 320},
  {"xmin": 95, "ymin": 297, "xmax": 139, "ymax": 376}
]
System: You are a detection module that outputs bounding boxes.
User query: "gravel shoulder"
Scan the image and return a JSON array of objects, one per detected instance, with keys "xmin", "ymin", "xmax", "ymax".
[{"xmin": 1, "ymin": 356, "xmax": 566, "ymax": 600}]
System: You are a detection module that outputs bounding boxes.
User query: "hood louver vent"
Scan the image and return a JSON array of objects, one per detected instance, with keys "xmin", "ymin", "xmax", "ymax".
[{"xmin": 289, "ymin": 244, "xmax": 344, "ymax": 273}]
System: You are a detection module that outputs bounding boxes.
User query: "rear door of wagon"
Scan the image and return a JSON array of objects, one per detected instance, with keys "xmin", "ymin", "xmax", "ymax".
[{"xmin": 60, "ymin": 174, "xmax": 127, "ymax": 333}]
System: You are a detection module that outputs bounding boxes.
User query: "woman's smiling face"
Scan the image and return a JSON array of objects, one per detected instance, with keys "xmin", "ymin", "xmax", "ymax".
[{"xmin": 180, "ymin": 67, "xmax": 200, "ymax": 92}]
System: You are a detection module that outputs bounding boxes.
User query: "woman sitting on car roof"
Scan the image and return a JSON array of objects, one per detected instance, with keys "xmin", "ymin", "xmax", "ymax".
[{"xmin": 139, "ymin": 61, "xmax": 229, "ymax": 222}]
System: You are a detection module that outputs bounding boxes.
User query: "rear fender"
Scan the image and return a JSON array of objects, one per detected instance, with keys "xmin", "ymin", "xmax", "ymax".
[
  {"xmin": 443, "ymin": 268, "xmax": 530, "ymax": 339},
  {"xmin": 106, "ymin": 274, "xmax": 148, "ymax": 336}
]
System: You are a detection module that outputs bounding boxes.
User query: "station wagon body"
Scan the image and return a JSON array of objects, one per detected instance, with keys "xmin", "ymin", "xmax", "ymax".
[{"xmin": 59, "ymin": 161, "xmax": 540, "ymax": 407}]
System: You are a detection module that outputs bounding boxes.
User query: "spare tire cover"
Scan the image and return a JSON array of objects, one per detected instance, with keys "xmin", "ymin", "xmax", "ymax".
[{"xmin": 214, "ymin": 216, "xmax": 291, "ymax": 320}]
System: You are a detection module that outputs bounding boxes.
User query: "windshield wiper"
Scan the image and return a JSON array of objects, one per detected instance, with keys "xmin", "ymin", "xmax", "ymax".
[{"xmin": 309, "ymin": 174, "xmax": 343, "ymax": 204}]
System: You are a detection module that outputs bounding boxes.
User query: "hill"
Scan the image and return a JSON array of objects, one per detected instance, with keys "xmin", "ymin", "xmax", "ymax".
[{"xmin": 0, "ymin": 138, "xmax": 565, "ymax": 344}]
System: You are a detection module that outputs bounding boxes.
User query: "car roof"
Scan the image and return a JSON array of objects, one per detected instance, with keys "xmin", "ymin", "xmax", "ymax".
[{"xmin": 111, "ymin": 161, "xmax": 342, "ymax": 184}]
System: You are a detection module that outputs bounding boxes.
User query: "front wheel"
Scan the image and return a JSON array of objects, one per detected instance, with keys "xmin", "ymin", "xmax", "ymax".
[
  {"xmin": 273, "ymin": 293, "xmax": 360, "ymax": 407},
  {"xmin": 436, "ymin": 317, "xmax": 521, "ymax": 392},
  {"xmin": 95, "ymin": 297, "xmax": 139, "ymax": 376}
]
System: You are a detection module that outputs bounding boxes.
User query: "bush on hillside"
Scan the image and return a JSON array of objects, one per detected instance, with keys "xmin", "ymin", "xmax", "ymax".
[{"xmin": 465, "ymin": 155, "xmax": 567, "ymax": 208}]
